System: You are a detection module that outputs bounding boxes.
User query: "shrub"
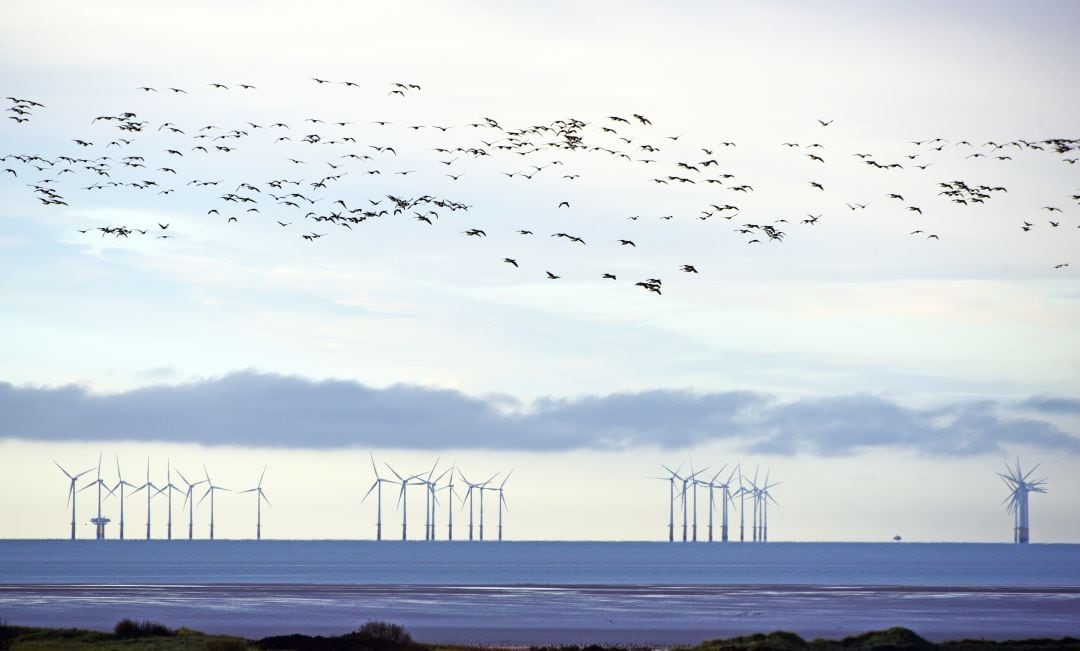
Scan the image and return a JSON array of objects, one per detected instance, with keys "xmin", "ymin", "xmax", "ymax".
[
  {"xmin": 113, "ymin": 618, "xmax": 174, "ymax": 637},
  {"xmin": 354, "ymin": 621, "xmax": 412, "ymax": 645}
]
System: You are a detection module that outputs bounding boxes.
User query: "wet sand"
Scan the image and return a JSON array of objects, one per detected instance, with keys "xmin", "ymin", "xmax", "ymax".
[{"xmin": 1, "ymin": 583, "xmax": 1077, "ymax": 644}]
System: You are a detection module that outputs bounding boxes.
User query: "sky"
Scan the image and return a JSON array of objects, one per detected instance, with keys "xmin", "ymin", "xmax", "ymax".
[{"xmin": 1, "ymin": 1, "xmax": 1078, "ymax": 542}]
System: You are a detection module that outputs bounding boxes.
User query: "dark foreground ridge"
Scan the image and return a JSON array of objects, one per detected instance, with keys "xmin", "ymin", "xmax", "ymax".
[{"xmin": 1, "ymin": 620, "xmax": 1078, "ymax": 651}]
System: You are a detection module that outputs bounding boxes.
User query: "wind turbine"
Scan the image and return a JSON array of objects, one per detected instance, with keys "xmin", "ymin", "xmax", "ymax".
[
  {"xmin": 239, "ymin": 466, "xmax": 271, "ymax": 540},
  {"xmin": 702, "ymin": 465, "xmax": 730, "ymax": 542},
  {"xmin": 54, "ymin": 460, "xmax": 95, "ymax": 540},
  {"xmin": 477, "ymin": 473, "xmax": 499, "ymax": 541},
  {"xmin": 385, "ymin": 464, "xmax": 420, "ymax": 541},
  {"xmin": 161, "ymin": 459, "xmax": 185, "ymax": 540},
  {"xmin": 999, "ymin": 459, "xmax": 1048, "ymax": 544},
  {"xmin": 494, "ymin": 470, "xmax": 512, "ymax": 542},
  {"xmin": 758, "ymin": 472, "xmax": 780, "ymax": 542},
  {"xmin": 689, "ymin": 463, "xmax": 709, "ymax": 542},
  {"xmin": 714, "ymin": 466, "xmax": 737, "ymax": 542},
  {"xmin": 419, "ymin": 459, "xmax": 441, "ymax": 541},
  {"xmin": 736, "ymin": 464, "xmax": 747, "ymax": 542},
  {"xmin": 362, "ymin": 453, "xmax": 398, "ymax": 541},
  {"xmin": 110, "ymin": 456, "xmax": 139, "ymax": 540},
  {"xmin": 424, "ymin": 466, "xmax": 451, "ymax": 541},
  {"xmin": 438, "ymin": 466, "xmax": 458, "ymax": 540},
  {"xmin": 198, "ymin": 465, "xmax": 230, "ymax": 540},
  {"xmin": 658, "ymin": 464, "xmax": 683, "ymax": 542},
  {"xmin": 129, "ymin": 458, "xmax": 160, "ymax": 540},
  {"xmin": 78, "ymin": 452, "xmax": 112, "ymax": 539},
  {"xmin": 176, "ymin": 468, "xmax": 206, "ymax": 540}
]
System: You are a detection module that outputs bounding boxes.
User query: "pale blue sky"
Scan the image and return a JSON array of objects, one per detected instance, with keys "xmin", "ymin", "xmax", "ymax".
[{"xmin": 1, "ymin": 1, "xmax": 1078, "ymax": 541}]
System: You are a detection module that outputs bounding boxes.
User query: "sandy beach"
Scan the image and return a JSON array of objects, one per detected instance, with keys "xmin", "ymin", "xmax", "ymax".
[{"xmin": 2, "ymin": 583, "xmax": 1077, "ymax": 644}]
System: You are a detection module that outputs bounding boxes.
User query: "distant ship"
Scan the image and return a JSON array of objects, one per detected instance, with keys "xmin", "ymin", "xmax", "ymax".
[{"xmin": 893, "ymin": 535, "xmax": 902, "ymax": 541}]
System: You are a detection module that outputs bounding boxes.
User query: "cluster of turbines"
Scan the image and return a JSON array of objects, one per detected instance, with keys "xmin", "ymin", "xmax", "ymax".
[
  {"xmin": 364, "ymin": 455, "xmax": 511, "ymax": 541},
  {"xmin": 54, "ymin": 453, "xmax": 270, "ymax": 540},
  {"xmin": 658, "ymin": 464, "xmax": 779, "ymax": 543},
  {"xmin": 52, "ymin": 454, "xmax": 1047, "ymax": 542}
]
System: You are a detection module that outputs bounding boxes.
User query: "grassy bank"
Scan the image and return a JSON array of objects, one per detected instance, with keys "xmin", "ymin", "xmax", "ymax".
[{"xmin": 0, "ymin": 620, "xmax": 1077, "ymax": 650}]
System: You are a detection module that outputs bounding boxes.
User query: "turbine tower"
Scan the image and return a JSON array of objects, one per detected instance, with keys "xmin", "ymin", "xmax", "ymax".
[
  {"xmin": 659, "ymin": 464, "xmax": 683, "ymax": 542},
  {"xmin": 759, "ymin": 472, "xmax": 780, "ymax": 542},
  {"xmin": 111, "ymin": 456, "xmax": 139, "ymax": 540},
  {"xmin": 79, "ymin": 452, "xmax": 112, "ymax": 539},
  {"xmin": 239, "ymin": 466, "xmax": 271, "ymax": 540},
  {"xmin": 439, "ymin": 466, "xmax": 458, "ymax": 540},
  {"xmin": 54, "ymin": 461, "xmax": 95, "ymax": 540},
  {"xmin": 999, "ymin": 459, "xmax": 1048, "ymax": 544},
  {"xmin": 198, "ymin": 465, "xmax": 229, "ymax": 540},
  {"xmin": 362, "ymin": 454, "xmax": 398, "ymax": 541},
  {"xmin": 161, "ymin": 459, "xmax": 185, "ymax": 540},
  {"xmin": 477, "ymin": 473, "xmax": 498, "ymax": 541},
  {"xmin": 176, "ymin": 468, "xmax": 206, "ymax": 540},
  {"xmin": 494, "ymin": 470, "xmax": 512, "ymax": 542},
  {"xmin": 129, "ymin": 458, "xmax": 160, "ymax": 540},
  {"xmin": 385, "ymin": 464, "xmax": 420, "ymax": 541}
]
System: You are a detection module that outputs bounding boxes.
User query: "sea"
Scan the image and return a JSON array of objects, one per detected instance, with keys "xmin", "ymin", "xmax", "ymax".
[{"xmin": 1, "ymin": 541, "xmax": 1078, "ymax": 644}]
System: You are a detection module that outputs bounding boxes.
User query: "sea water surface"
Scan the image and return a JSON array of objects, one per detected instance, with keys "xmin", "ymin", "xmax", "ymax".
[{"xmin": 2, "ymin": 541, "xmax": 1078, "ymax": 643}]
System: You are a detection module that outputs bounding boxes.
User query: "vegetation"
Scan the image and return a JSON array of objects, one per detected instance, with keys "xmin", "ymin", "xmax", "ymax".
[{"xmin": 0, "ymin": 620, "xmax": 1076, "ymax": 650}]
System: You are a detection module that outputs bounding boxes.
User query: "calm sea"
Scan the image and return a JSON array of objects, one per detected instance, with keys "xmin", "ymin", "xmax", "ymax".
[
  {"xmin": 2, "ymin": 541, "xmax": 1078, "ymax": 643},
  {"xmin": 1, "ymin": 540, "xmax": 1078, "ymax": 586}
]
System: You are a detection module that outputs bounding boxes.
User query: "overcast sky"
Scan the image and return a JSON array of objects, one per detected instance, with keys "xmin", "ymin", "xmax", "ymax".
[{"xmin": 1, "ymin": 1, "xmax": 1078, "ymax": 542}]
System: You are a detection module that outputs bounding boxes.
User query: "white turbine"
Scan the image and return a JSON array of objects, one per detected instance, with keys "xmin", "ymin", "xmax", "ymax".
[
  {"xmin": 176, "ymin": 468, "xmax": 206, "ymax": 540},
  {"xmin": 438, "ymin": 466, "xmax": 458, "ymax": 540},
  {"xmin": 198, "ymin": 465, "xmax": 230, "ymax": 540},
  {"xmin": 110, "ymin": 456, "xmax": 139, "ymax": 540},
  {"xmin": 494, "ymin": 470, "xmax": 512, "ymax": 542},
  {"xmin": 385, "ymin": 464, "xmax": 420, "ymax": 541},
  {"xmin": 129, "ymin": 458, "xmax": 160, "ymax": 540},
  {"xmin": 160, "ymin": 459, "xmax": 186, "ymax": 540},
  {"xmin": 54, "ymin": 460, "xmax": 95, "ymax": 540},
  {"xmin": 78, "ymin": 452, "xmax": 112, "ymax": 540},
  {"xmin": 659, "ymin": 464, "xmax": 683, "ymax": 542},
  {"xmin": 999, "ymin": 459, "xmax": 1048, "ymax": 544},
  {"xmin": 362, "ymin": 453, "xmax": 398, "ymax": 541},
  {"xmin": 238, "ymin": 466, "xmax": 271, "ymax": 540}
]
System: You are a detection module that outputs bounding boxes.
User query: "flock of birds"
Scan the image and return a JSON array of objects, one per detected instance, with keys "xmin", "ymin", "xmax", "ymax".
[{"xmin": 3, "ymin": 81, "xmax": 1078, "ymax": 294}]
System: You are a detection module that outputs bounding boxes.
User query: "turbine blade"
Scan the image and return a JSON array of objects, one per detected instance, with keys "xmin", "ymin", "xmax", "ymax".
[
  {"xmin": 258, "ymin": 465, "xmax": 267, "ymax": 488},
  {"xmin": 500, "ymin": 469, "xmax": 514, "ymax": 489}
]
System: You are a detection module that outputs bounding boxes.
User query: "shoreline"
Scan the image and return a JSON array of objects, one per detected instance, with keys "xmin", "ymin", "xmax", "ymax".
[{"xmin": 2, "ymin": 583, "xmax": 1077, "ymax": 644}]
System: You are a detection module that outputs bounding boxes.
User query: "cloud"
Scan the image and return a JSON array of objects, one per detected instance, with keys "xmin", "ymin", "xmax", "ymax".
[{"xmin": 0, "ymin": 372, "xmax": 1077, "ymax": 456}]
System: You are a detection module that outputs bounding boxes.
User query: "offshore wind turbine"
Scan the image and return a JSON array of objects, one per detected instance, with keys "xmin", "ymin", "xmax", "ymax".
[
  {"xmin": 176, "ymin": 468, "xmax": 206, "ymax": 540},
  {"xmin": 736, "ymin": 464, "xmax": 747, "ymax": 542},
  {"xmin": 129, "ymin": 458, "xmax": 160, "ymax": 540},
  {"xmin": 477, "ymin": 473, "xmax": 499, "ymax": 541},
  {"xmin": 714, "ymin": 466, "xmax": 737, "ymax": 542},
  {"xmin": 659, "ymin": 464, "xmax": 683, "ymax": 542},
  {"xmin": 386, "ymin": 464, "xmax": 420, "ymax": 541},
  {"xmin": 438, "ymin": 466, "xmax": 458, "ymax": 540},
  {"xmin": 110, "ymin": 456, "xmax": 139, "ymax": 540},
  {"xmin": 689, "ymin": 464, "xmax": 709, "ymax": 542},
  {"xmin": 494, "ymin": 470, "xmax": 512, "ymax": 542},
  {"xmin": 54, "ymin": 460, "xmax": 95, "ymax": 540},
  {"xmin": 161, "ymin": 459, "xmax": 185, "ymax": 540},
  {"xmin": 999, "ymin": 459, "xmax": 1048, "ymax": 544},
  {"xmin": 239, "ymin": 466, "xmax": 271, "ymax": 540},
  {"xmin": 198, "ymin": 465, "xmax": 230, "ymax": 540},
  {"xmin": 419, "ymin": 459, "xmax": 441, "ymax": 541},
  {"xmin": 78, "ymin": 452, "xmax": 112, "ymax": 539},
  {"xmin": 702, "ymin": 465, "xmax": 729, "ymax": 543},
  {"xmin": 759, "ymin": 472, "xmax": 780, "ymax": 542},
  {"xmin": 425, "ymin": 466, "xmax": 451, "ymax": 541},
  {"xmin": 362, "ymin": 453, "xmax": 398, "ymax": 541}
]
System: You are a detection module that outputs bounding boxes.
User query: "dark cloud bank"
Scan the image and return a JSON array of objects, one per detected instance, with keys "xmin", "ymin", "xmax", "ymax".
[{"xmin": 1, "ymin": 372, "xmax": 1077, "ymax": 456}]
